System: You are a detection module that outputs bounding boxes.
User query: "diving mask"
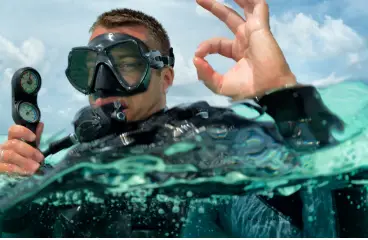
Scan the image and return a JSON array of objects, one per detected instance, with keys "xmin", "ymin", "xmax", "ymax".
[{"xmin": 65, "ymin": 33, "xmax": 175, "ymax": 97}]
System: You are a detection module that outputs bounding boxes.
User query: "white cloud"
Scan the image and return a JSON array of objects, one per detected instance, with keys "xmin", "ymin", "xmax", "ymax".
[
  {"xmin": 171, "ymin": 44, "xmax": 198, "ymax": 86},
  {"xmin": 0, "ymin": 68, "xmax": 14, "ymax": 89},
  {"xmin": 0, "ymin": 36, "xmax": 45, "ymax": 69},
  {"xmin": 271, "ymin": 13, "xmax": 366, "ymax": 60},
  {"xmin": 0, "ymin": 36, "xmax": 47, "ymax": 94},
  {"xmin": 311, "ymin": 72, "xmax": 351, "ymax": 88}
]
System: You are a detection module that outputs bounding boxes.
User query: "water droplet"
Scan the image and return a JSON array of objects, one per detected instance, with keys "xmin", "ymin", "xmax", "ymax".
[
  {"xmin": 186, "ymin": 191, "xmax": 193, "ymax": 197},
  {"xmin": 308, "ymin": 216, "xmax": 314, "ymax": 222}
]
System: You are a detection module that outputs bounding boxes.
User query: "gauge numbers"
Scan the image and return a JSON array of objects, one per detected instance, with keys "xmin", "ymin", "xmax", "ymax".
[
  {"xmin": 18, "ymin": 102, "xmax": 40, "ymax": 123},
  {"xmin": 20, "ymin": 70, "xmax": 40, "ymax": 94}
]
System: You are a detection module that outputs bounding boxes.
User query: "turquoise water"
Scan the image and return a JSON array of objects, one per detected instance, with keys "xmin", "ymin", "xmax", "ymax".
[{"xmin": 0, "ymin": 81, "xmax": 367, "ymax": 236}]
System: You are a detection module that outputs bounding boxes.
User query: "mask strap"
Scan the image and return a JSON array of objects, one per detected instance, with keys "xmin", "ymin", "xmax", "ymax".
[{"xmin": 161, "ymin": 47, "xmax": 175, "ymax": 67}]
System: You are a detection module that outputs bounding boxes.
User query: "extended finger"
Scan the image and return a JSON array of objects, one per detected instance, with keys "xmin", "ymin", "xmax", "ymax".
[
  {"xmin": 1, "ymin": 139, "xmax": 44, "ymax": 162},
  {"xmin": 8, "ymin": 125, "xmax": 36, "ymax": 142},
  {"xmin": 234, "ymin": 0, "xmax": 266, "ymax": 17},
  {"xmin": 0, "ymin": 163, "xmax": 27, "ymax": 175},
  {"xmin": 0, "ymin": 149, "xmax": 40, "ymax": 173},
  {"xmin": 193, "ymin": 57, "xmax": 223, "ymax": 94},
  {"xmin": 195, "ymin": 37, "xmax": 235, "ymax": 59},
  {"xmin": 196, "ymin": 0, "xmax": 244, "ymax": 34}
]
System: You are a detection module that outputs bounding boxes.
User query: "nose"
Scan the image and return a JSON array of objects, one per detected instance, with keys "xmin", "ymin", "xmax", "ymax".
[{"xmin": 94, "ymin": 64, "xmax": 122, "ymax": 92}]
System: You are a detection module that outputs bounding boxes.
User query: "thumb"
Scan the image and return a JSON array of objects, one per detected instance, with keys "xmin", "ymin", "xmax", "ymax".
[
  {"xmin": 36, "ymin": 122, "xmax": 44, "ymax": 147},
  {"xmin": 193, "ymin": 57, "xmax": 223, "ymax": 94}
]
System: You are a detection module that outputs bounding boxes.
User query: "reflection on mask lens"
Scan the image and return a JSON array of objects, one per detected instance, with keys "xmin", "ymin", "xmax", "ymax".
[
  {"xmin": 69, "ymin": 49, "xmax": 98, "ymax": 90},
  {"xmin": 108, "ymin": 42, "xmax": 149, "ymax": 87}
]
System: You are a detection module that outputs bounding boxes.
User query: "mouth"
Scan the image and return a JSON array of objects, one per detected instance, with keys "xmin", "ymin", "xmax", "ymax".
[{"xmin": 94, "ymin": 97, "xmax": 128, "ymax": 110}]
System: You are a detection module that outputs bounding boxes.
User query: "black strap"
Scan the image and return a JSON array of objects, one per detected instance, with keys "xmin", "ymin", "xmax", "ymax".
[{"xmin": 162, "ymin": 47, "xmax": 175, "ymax": 67}]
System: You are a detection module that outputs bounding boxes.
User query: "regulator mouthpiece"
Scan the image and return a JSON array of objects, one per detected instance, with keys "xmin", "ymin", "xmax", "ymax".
[{"xmin": 111, "ymin": 101, "xmax": 126, "ymax": 122}]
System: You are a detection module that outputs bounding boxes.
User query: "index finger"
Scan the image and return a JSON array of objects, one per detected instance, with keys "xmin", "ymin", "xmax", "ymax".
[
  {"xmin": 8, "ymin": 125, "xmax": 36, "ymax": 142},
  {"xmin": 195, "ymin": 37, "xmax": 235, "ymax": 59},
  {"xmin": 196, "ymin": 0, "xmax": 244, "ymax": 34}
]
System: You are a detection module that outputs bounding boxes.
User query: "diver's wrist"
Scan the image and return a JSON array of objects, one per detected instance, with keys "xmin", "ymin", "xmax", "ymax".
[
  {"xmin": 254, "ymin": 74, "xmax": 299, "ymax": 101},
  {"xmin": 255, "ymin": 85, "xmax": 321, "ymax": 121},
  {"xmin": 254, "ymin": 83, "xmax": 300, "ymax": 103}
]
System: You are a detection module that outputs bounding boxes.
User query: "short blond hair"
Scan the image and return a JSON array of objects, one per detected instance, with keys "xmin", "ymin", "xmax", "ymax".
[{"xmin": 90, "ymin": 8, "xmax": 171, "ymax": 55}]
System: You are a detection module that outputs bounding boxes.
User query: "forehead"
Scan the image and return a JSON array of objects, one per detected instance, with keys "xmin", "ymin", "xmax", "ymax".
[{"xmin": 89, "ymin": 25, "xmax": 155, "ymax": 49}]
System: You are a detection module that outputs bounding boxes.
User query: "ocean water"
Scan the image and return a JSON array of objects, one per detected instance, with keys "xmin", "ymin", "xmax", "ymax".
[{"xmin": 0, "ymin": 81, "xmax": 367, "ymax": 237}]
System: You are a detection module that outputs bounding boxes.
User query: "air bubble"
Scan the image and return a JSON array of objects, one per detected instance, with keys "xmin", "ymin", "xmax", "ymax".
[
  {"xmin": 198, "ymin": 206, "xmax": 205, "ymax": 214},
  {"xmin": 158, "ymin": 208, "xmax": 165, "ymax": 214},
  {"xmin": 172, "ymin": 206, "xmax": 180, "ymax": 213}
]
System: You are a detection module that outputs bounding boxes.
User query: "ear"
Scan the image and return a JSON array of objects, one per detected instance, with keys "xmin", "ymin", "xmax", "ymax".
[{"xmin": 161, "ymin": 67, "xmax": 174, "ymax": 92}]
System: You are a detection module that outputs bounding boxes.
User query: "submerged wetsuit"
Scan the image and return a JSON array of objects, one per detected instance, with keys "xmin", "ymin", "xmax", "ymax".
[{"xmin": 0, "ymin": 86, "xmax": 359, "ymax": 237}]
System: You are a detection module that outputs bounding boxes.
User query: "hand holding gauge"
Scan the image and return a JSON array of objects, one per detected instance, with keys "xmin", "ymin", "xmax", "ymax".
[
  {"xmin": 4, "ymin": 66, "xmax": 125, "ymax": 175},
  {"xmin": 2, "ymin": 67, "xmax": 74, "ymax": 175},
  {"xmin": 11, "ymin": 67, "xmax": 42, "ymax": 148}
]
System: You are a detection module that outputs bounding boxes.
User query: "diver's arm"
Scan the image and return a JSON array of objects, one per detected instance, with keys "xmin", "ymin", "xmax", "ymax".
[
  {"xmin": 254, "ymin": 86, "xmax": 365, "ymax": 237},
  {"xmin": 256, "ymin": 85, "xmax": 343, "ymax": 150},
  {"xmin": 213, "ymin": 126, "xmax": 337, "ymax": 237}
]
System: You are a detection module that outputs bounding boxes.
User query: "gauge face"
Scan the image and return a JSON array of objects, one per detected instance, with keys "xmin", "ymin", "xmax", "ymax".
[
  {"xmin": 20, "ymin": 70, "xmax": 40, "ymax": 94},
  {"xmin": 18, "ymin": 102, "xmax": 40, "ymax": 123}
]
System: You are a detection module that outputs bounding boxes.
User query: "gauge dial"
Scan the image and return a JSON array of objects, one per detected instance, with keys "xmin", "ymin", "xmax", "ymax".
[
  {"xmin": 20, "ymin": 71, "xmax": 40, "ymax": 94},
  {"xmin": 18, "ymin": 102, "xmax": 40, "ymax": 123}
]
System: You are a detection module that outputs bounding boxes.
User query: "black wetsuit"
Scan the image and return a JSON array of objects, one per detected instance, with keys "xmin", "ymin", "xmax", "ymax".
[{"xmin": 0, "ymin": 86, "xmax": 361, "ymax": 237}]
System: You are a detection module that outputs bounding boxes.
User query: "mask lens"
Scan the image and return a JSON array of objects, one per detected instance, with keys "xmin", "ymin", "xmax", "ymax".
[
  {"xmin": 67, "ymin": 49, "xmax": 97, "ymax": 92},
  {"xmin": 108, "ymin": 42, "xmax": 149, "ymax": 88}
]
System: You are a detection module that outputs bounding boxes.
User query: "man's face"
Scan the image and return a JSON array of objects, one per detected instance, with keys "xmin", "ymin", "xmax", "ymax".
[{"xmin": 88, "ymin": 25, "xmax": 174, "ymax": 122}]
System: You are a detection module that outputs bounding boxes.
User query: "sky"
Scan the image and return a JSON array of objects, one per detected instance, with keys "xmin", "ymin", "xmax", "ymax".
[{"xmin": 0, "ymin": 0, "xmax": 367, "ymax": 135}]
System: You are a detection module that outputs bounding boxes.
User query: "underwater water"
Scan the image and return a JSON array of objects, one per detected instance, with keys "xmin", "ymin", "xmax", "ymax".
[{"xmin": 0, "ymin": 81, "xmax": 367, "ymax": 237}]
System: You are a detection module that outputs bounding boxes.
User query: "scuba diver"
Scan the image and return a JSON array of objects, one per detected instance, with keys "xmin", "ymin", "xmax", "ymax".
[{"xmin": 0, "ymin": 0, "xmax": 358, "ymax": 238}]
